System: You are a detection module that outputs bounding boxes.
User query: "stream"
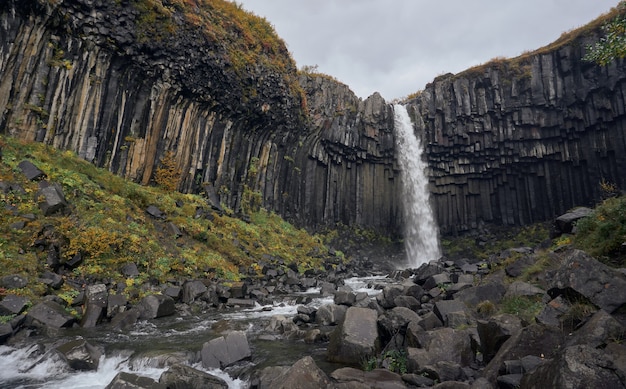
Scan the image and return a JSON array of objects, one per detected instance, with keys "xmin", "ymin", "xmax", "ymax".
[{"xmin": 0, "ymin": 275, "xmax": 392, "ymax": 388}]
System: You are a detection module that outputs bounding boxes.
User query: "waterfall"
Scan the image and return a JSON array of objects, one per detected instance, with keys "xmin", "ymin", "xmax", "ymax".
[{"xmin": 393, "ymin": 104, "xmax": 441, "ymax": 267}]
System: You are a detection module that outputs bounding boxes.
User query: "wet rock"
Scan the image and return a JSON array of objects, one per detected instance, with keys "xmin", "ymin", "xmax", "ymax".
[
  {"xmin": 163, "ymin": 286, "xmax": 181, "ymax": 300},
  {"xmin": 105, "ymin": 371, "xmax": 165, "ymax": 389},
  {"xmin": 226, "ymin": 298, "xmax": 255, "ymax": 308},
  {"xmin": 26, "ymin": 300, "xmax": 76, "ymax": 328},
  {"xmin": 107, "ymin": 293, "xmax": 128, "ymax": 318},
  {"xmin": 55, "ymin": 338, "xmax": 102, "ymax": 371},
  {"xmin": 549, "ymin": 249, "xmax": 626, "ymax": 313},
  {"xmin": 254, "ymin": 356, "xmax": 331, "ymax": 389},
  {"xmin": 159, "ymin": 363, "xmax": 228, "ymax": 389},
  {"xmin": 201, "ymin": 331, "xmax": 251, "ymax": 369},
  {"xmin": 413, "ymin": 263, "xmax": 445, "ymax": 285},
  {"xmin": 328, "ymin": 307, "xmax": 380, "ymax": 366},
  {"xmin": 520, "ymin": 344, "xmax": 625, "ymax": 389},
  {"xmin": 0, "ymin": 323, "xmax": 12, "ymax": 343},
  {"xmin": 415, "ymin": 311, "xmax": 443, "ymax": 331},
  {"xmin": 110, "ymin": 308, "xmax": 141, "ymax": 331},
  {"xmin": 334, "ymin": 290, "xmax": 356, "ymax": 306},
  {"xmin": 138, "ymin": 294, "xmax": 175, "ymax": 319}
]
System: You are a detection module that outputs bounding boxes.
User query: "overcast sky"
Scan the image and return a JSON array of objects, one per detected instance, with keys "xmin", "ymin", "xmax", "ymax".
[{"xmin": 236, "ymin": 0, "xmax": 619, "ymax": 100}]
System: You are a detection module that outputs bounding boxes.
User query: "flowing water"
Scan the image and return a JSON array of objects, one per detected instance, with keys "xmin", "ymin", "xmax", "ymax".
[
  {"xmin": 0, "ymin": 276, "xmax": 390, "ymax": 388},
  {"xmin": 393, "ymin": 104, "xmax": 441, "ymax": 267}
]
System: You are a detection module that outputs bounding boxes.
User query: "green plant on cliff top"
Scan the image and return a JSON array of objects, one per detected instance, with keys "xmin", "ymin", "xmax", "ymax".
[{"xmin": 584, "ymin": 1, "xmax": 626, "ymax": 65}]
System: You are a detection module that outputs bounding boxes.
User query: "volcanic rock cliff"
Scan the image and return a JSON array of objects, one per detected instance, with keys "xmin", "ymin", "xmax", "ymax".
[{"xmin": 1, "ymin": 0, "xmax": 625, "ymax": 237}]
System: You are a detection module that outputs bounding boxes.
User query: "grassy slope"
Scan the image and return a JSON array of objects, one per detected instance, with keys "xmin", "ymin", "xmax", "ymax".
[{"xmin": 0, "ymin": 136, "xmax": 342, "ymax": 303}]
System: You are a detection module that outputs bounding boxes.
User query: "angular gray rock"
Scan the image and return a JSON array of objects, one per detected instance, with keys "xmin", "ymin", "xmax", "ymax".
[
  {"xmin": 0, "ymin": 294, "xmax": 30, "ymax": 315},
  {"xmin": 255, "ymin": 356, "xmax": 332, "ymax": 389},
  {"xmin": 201, "ymin": 331, "xmax": 251, "ymax": 369},
  {"xmin": 81, "ymin": 284, "xmax": 108, "ymax": 328},
  {"xmin": 315, "ymin": 303, "xmax": 347, "ymax": 326},
  {"xmin": 520, "ymin": 344, "xmax": 625, "ymax": 389},
  {"xmin": 138, "ymin": 294, "xmax": 175, "ymax": 320},
  {"xmin": 159, "ymin": 363, "xmax": 228, "ymax": 389},
  {"xmin": 406, "ymin": 328, "xmax": 473, "ymax": 372},
  {"xmin": 477, "ymin": 314, "xmax": 523, "ymax": 363},
  {"xmin": 26, "ymin": 300, "xmax": 76, "ymax": 328},
  {"xmin": 37, "ymin": 185, "xmax": 68, "ymax": 216},
  {"xmin": 55, "ymin": 338, "xmax": 102, "ymax": 371},
  {"xmin": 549, "ymin": 249, "xmax": 626, "ymax": 313},
  {"xmin": 327, "ymin": 306, "xmax": 380, "ymax": 366},
  {"xmin": 105, "ymin": 371, "xmax": 166, "ymax": 389},
  {"xmin": 331, "ymin": 367, "xmax": 406, "ymax": 388}
]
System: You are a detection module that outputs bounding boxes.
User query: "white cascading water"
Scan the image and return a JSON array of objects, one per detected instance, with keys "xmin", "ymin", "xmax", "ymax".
[{"xmin": 393, "ymin": 104, "xmax": 441, "ymax": 267}]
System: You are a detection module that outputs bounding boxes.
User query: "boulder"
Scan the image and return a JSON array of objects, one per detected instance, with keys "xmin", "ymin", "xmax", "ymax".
[
  {"xmin": 201, "ymin": 331, "xmax": 251, "ymax": 369},
  {"xmin": 18, "ymin": 160, "xmax": 46, "ymax": 181},
  {"xmin": 554, "ymin": 207, "xmax": 593, "ymax": 234},
  {"xmin": 334, "ymin": 290, "xmax": 357, "ymax": 306},
  {"xmin": 482, "ymin": 324, "xmax": 564, "ymax": 382},
  {"xmin": 110, "ymin": 308, "xmax": 141, "ymax": 331},
  {"xmin": 159, "ymin": 363, "xmax": 228, "ymax": 389},
  {"xmin": 406, "ymin": 328, "xmax": 473, "ymax": 372},
  {"xmin": 182, "ymin": 280, "xmax": 208, "ymax": 304},
  {"xmin": 377, "ymin": 285, "xmax": 404, "ymax": 309},
  {"xmin": 331, "ymin": 367, "xmax": 405, "ymax": 388},
  {"xmin": 1, "ymin": 274, "xmax": 28, "ymax": 289},
  {"xmin": 549, "ymin": 249, "xmax": 626, "ymax": 313},
  {"xmin": 81, "ymin": 284, "xmax": 108, "ymax": 328},
  {"xmin": 138, "ymin": 294, "xmax": 175, "ymax": 319},
  {"xmin": 37, "ymin": 185, "xmax": 68, "ymax": 216},
  {"xmin": 520, "ymin": 344, "xmax": 625, "ymax": 389},
  {"xmin": 377, "ymin": 307, "xmax": 420, "ymax": 340},
  {"xmin": 454, "ymin": 283, "xmax": 506, "ymax": 307},
  {"xmin": 26, "ymin": 300, "xmax": 76, "ymax": 328},
  {"xmin": 476, "ymin": 314, "xmax": 523, "ymax": 363},
  {"xmin": 535, "ymin": 296, "xmax": 570, "ymax": 328},
  {"xmin": 393, "ymin": 295, "xmax": 420, "ymax": 311},
  {"xmin": 504, "ymin": 281, "xmax": 545, "ymax": 299},
  {"xmin": 0, "ymin": 294, "xmax": 30, "ymax": 315},
  {"xmin": 433, "ymin": 299, "xmax": 467, "ymax": 326},
  {"xmin": 327, "ymin": 307, "xmax": 380, "ymax": 366},
  {"xmin": 315, "ymin": 303, "xmax": 347, "ymax": 326},
  {"xmin": 255, "ymin": 356, "xmax": 332, "ymax": 389},
  {"xmin": 105, "ymin": 371, "xmax": 165, "ymax": 389},
  {"xmin": 565, "ymin": 309, "xmax": 625, "ymax": 348},
  {"xmin": 55, "ymin": 338, "xmax": 102, "ymax": 371}
]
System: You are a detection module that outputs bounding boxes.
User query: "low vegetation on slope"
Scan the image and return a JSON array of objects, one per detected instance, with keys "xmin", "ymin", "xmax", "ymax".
[{"xmin": 0, "ymin": 136, "xmax": 341, "ymax": 302}]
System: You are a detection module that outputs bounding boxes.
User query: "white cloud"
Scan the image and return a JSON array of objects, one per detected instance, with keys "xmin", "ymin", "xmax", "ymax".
[{"xmin": 237, "ymin": 0, "xmax": 619, "ymax": 99}]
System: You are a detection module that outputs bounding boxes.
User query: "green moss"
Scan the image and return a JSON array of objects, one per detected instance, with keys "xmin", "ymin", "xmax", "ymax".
[{"xmin": 0, "ymin": 135, "xmax": 333, "ymax": 302}]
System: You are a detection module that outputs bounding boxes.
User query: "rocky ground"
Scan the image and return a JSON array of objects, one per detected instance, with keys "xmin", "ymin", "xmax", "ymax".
[{"xmin": 2, "ymin": 211, "xmax": 626, "ymax": 389}]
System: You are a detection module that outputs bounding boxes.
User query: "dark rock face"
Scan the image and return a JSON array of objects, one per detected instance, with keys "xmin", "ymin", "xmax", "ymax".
[
  {"xmin": 406, "ymin": 47, "xmax": 626, "ymax": 234},
  {"xmin": 1, "ymin": 1, "xmax": 625, "ymax": 238}
]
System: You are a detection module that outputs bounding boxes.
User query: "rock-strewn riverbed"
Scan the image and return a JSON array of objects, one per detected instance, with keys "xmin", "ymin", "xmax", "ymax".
[{"xmin": 2, "ymin": 234, "xmax": 626, "ymax": 388}]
